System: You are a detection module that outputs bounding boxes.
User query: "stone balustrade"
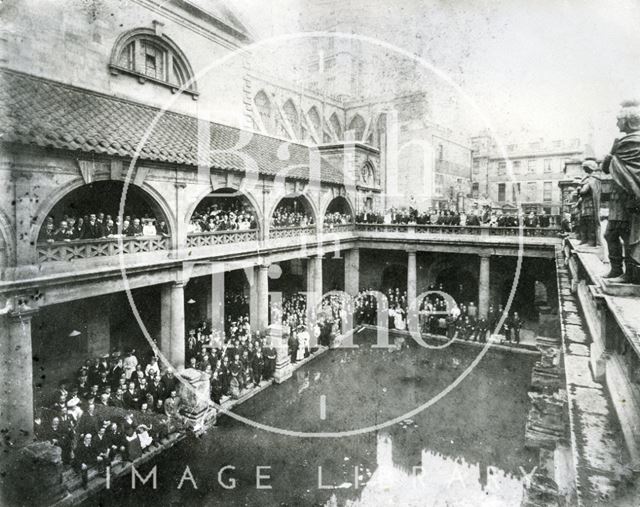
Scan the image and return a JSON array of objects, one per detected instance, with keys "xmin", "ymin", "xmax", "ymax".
[
  {"xmin": 186, "ymin": 229, "xmax": 258, "ymax": 248},
  {"xmin": 32, "ymin": 223, "xmax": 561, "ymax": 266},
  {"xmin": 36, "ymin": 236, "xmax": 170, "ymax": 263},
  {"xmin": 269, "ymin": 225, "xmax": 317, "ymax": 239}
]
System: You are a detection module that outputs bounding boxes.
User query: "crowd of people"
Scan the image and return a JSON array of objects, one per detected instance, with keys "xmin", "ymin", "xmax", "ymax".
[
  {"xmin": 323, "ymin": 211, "xmax": 353, "ymax": 228},
  {"xmin": 38, "ymin": 212, "xmax": 169, "ymax": 243},
  {"xmin": 188, "ymin": 198, "xmax": 258, "ymax": 234},
  {"xmin": 356, "ymin": 207, "xmax": 556, "ymax": 228},
  {"xmin": 36, "ymin": 278, "xmax": 527, "ymax": 488},
  {"xmin": 34, "ymin": 349, "xmax": 183, "ymax": 487},
  {"xmin": 351, "ymin": 286, "xmax": 524, "ymax": 343},
  {"xmin": 271, "ymin": 202, "xmax": 315, "ymax": 228},
  {"xmin": 185, "ymin": 318, "xmax": 278, "ymax": 403}
]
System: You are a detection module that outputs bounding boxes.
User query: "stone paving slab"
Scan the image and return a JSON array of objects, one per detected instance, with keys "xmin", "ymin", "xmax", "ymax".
[
  {"xmin": 575, "ymin": 410, "xmax": 627, "ymax": 475},
  {"xmin": 565, "ymin": 313, "xmax": 583, "ymax": 326},
  {"xmin": 565, "ymin": 324, "xmax": 588, "ymax": 344},
  {"xmin": 571, "ymin": 385, "xmax": 610, "ymax": 417},
  {"xmin": 565, "ymin": 354, "xmax": 602, "ymax": 390},
  {"xmin": 567, "ymin": 343, "xmax": 590, "ymax": 357},
  {"xmin": 556, "ymin": 244, "xmax": 636, "ymax": 505}
]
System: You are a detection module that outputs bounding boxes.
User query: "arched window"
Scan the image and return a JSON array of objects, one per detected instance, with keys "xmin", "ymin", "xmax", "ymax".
[
  {"xmin": 254, "ymin": 91, "xmax": 272, "ymax": 132},
  {"xmin": 109, "ymin": 28, "xmax": 197, "ymax": 97},
  {"xmin": 329, "ymin": 112, "xmax": 343, "ymax": 141},
  {"xmin": 348, "ymin": 114, "xmax": 366, "ymax": 141},
  {"xmin": 307, "ymin": 106, "xmax": 321, "ymax": 135},
  {"xmin": 283, "ymin": 99, "xmax": 299, "ymax": 138}
]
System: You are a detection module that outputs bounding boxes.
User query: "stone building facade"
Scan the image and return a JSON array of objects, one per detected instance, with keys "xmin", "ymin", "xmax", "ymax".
[{"xmin": 471, "ymin": 133, "xmax": 585, "ymax": 214}]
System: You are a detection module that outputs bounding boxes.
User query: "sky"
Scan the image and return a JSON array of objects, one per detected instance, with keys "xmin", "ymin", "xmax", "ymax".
[{"xmin": 226, "ymin": 0, "xmax": 640, "ymax": 156}]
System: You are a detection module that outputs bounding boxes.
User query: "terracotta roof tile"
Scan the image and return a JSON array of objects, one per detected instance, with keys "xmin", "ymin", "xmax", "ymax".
[{"xmin": 0, "ymin": 69, "xmax": 344, "ymax": 184}]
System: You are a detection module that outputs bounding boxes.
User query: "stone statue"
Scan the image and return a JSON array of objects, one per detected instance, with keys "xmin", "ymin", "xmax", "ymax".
[
  {"xmin": 576, "ymin": 159, "xmax": 603, "ymax": 247},
  {"xmin": 602, "ymin": 100, "xmax": 640, "ymax": 282}
]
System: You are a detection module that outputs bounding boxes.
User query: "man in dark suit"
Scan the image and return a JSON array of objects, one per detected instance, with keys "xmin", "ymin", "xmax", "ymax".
[
  {"xmin": 81, "ymin": 214, "xmax": 102, "ymax": 239},
  {"xmin": 74, "ymin": 433, "xmax": 97, "ymax": 488},
  {"xmin": 511, "ymin": 312, "xmax": 522, "ymax": 344},
  {"xmin": 123, "ymin": 382, "xmax": 140, "ymax": 410},
  {"xmin": 127, "ymin": 218, "xmax": 143, "ymax": 237}
]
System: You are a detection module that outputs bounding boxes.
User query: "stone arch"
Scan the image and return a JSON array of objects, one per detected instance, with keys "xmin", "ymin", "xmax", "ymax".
[
  {"xmin": 267, "ymin": 191, "xmax": 319, "ymax": 230},
  {"xmin": 109, "ymin": 27, "xmax": 198, "ymax": 94},
  {"xmin": 360, "ymin": 160, "xmax": 377, "ymax": 186},
  {"xmin": 329, "ymin": 112, "xmax": 343, "ymax": 141},
  {"xmin": 282, "ymin": 99, "xmax": 299, "ymax": 138},
  {"xmin": 307, "ymin": 106, "xmax": 321, "ymax": 135},
  {"xmin": 320, "ymin": 194, "xmax": 356, "ymax": 220},
  {"xmin": 186, "ymin": 185, "xmax": 263, "ymax": 234},
  {"xmin": 32, "ymin": 176, "xmax": 177, "ymax": 251},
  {"xmin": 428, "ymin": 260, "xmax": 478, "ymax": 307},
  {"xmin": 381, "ymin": 263, "xmax": 407, "ymax": 291},
  {"xmin": 254, "ymin": 90, "xmax": 273, "ymax": 132},
  {"xmin": 0, "ymin": 209, "xmax": 16, "ymax": 273},
  {"xmin": 348, "ymin": 114, "xmax": 366, "ymax": 141}
]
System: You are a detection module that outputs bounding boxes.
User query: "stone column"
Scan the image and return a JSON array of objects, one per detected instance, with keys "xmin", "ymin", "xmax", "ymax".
[
  {"xmin": 344, "ymin": 248, "xmax": 360, "ymax": 296},
  {"xmin": 160, "ymin": 283, "xmax": 172, "ymax": 360},
  {"xmin": 478, "ymin": 254, "xmax": 491, "ymax": 319},
  {"xmin": 266, "ymin": 326, "xmax": 292, "ymax": 384},
  {"xmin": 257, "ymin": 264, "xmax": 269, "ymax": 331},
  {"xmin": 306, "ymin": 255, "xmax": 323, "ymax": 325},
  {"xmin": 211, "ymin": 271, "xmax": 224, "ymax": 334},
  {"xmin": 1, "ymin": 307, "xmax": 37, "ymax": 446},
  {"xmin": 86, "ymin": 297, "xmax": 110, "ymax": 356},
  {"xmin": 407, "ymin": 247, "xmax": 417, "ymax": 309},
  {"xmin": 170, "ymin": 281, "xmax": 186, "ymax": 369},
  {"xmin": 14, "ymin": 173, "xmax": 36, "ymax": 267},
  {"xmin": 249, "ymin": 267, "xmax": 258, "ymax": 331}
]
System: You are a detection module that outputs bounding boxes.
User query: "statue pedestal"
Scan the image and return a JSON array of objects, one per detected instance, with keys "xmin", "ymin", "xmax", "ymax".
[
  {"xmin": 177, "ymin": 368, "xmax": 213, "ymax": 431},
  {"xmin": 601, "ymin": 277, "xmax": 640, "ymax": 297},
  {"xmin": 11, "ymin": 441, "xmax": 65, "ymax": 502},
  {"xmin": 266, "ymin": 325, "xmax": 292, "ymax": 384}
]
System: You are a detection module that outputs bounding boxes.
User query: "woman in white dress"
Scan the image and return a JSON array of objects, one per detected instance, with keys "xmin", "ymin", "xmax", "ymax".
[
  {"xmin": 394, "ymin": 306, "xmax": 406, "ymax": 330},
  {"xmin": 296, "ymin": 327, "xmax": 309, "ymax": 361}
]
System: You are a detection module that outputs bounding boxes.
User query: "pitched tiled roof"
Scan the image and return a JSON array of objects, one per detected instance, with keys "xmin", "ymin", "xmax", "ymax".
[{"xmin": 0, "ymin": 69, "xmax": 343, "ymax": 184}]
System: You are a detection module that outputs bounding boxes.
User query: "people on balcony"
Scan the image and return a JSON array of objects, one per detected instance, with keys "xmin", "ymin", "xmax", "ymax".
[
  {"xmin": 323, "ymin": 211, "xmax": 353, "ymax": 228},
  {"xmin": 39, "ymin": 211, "xmax": 169, "ymax": 243},
  {"xmin": 271, "ymin": 202, "xmax": 314, "ymax": 228},
  {"xmin": 356, "ymin": 207, "xmax": 556, "ymax": 228},
  {"xmin": 189, "ymin": 199, "xmax": 258, "ymax": 234}
]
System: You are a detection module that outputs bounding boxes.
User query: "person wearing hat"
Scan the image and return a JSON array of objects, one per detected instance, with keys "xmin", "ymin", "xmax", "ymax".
[
  {"xmin": 601, "ymin": 100, "xmax": 640, "ymax": 281},
  {"xmin": 577, "ymin": 159, "xmax": 603, "ymax": 247},
  {"xmin": 66, "ymin": 397, "xmax": 83, "ymax": 423}
]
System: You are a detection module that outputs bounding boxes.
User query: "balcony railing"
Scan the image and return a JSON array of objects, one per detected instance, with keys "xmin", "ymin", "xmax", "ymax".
[
  {"xmin": 34, "ymin": 223, "xmax": 561, "ymax": 265},
  {"xmin": 269, "ymin": 225, "xmax": 317, "ymax": 239},
  {"xmin": 322, "ymin": 223, "xmax": 356, "ymax": 233},
  {"xmin": 186, "ymin": 229, "xmax": 258, "ymax": 248},
  {"xmin": 355, "ymin": 222, "xmax": 561, "ymax": 238},
  {"xmin": 415, "ymin": 224, "xmax": 483, "ymax": 235},
  {"xmin": 37, "ymin": 236, "xmax": 170, "ymax": 263}
]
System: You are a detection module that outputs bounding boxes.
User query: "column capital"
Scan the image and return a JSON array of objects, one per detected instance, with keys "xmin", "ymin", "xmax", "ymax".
[
  {"xmin": 171, "ymin": 280, "xmax": 187, "ymax": 289},
  {"xmin": 478, "ymin": 252, "xmax": 492, "ymax": 259},
  {"xmin": 8, "ymin": 306, "xmax": 38, "ymax": 322},
  {"xmin": 405, "ymin": 245, "xmax": 417, "ymax": 255}
]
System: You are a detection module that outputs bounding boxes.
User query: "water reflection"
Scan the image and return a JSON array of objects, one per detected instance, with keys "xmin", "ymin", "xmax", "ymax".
[{"xmin": 334, "ymin": 433, "xmax": 525, "ymax": 507}]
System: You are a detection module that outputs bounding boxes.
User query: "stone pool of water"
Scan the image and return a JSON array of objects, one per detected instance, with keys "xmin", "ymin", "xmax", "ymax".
[{"xmin": 90, "ymin": 329, "xmax": 538, "ymax": 506}]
